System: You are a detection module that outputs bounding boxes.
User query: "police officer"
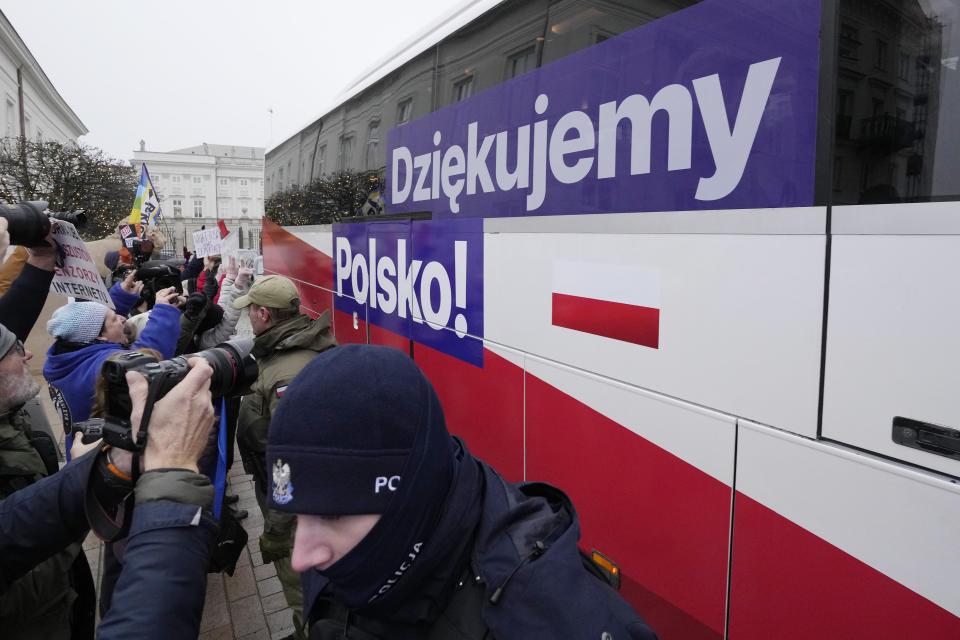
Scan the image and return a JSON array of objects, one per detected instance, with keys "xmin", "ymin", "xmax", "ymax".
[{"xmin": 267, "ymin": 345, "xmax": 659, "ymax": 640}]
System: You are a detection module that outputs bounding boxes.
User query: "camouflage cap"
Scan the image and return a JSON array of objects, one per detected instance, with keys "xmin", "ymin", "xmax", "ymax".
[{"xmin": 233, "ymin": 274, "xmax": 300, "ymax": 310}]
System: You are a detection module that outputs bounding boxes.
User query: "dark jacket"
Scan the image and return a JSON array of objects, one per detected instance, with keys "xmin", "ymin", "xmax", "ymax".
[
  {"xmin": 304, "ymin": 443, "xmax": 657, "ymax": 640},
  {"xmin": 0, "ymin": 262, "xmax": 54, "ymax": 338},
  {"xmin": 0, "ymin": 258, "xmax": 95, "ymax": 639},
  {"xmin": 0, "ymin": 452, "xmax": 219, "ymax": 640},
  {"xmin": 0, "ymin": 410, "xmax": 95, "ymax": 640}
]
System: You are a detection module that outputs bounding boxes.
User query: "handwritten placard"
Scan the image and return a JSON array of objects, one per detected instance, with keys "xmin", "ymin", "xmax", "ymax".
[
  {"xmin": 50, "ymin": 221, "xmax": 114, "ymax": 308},
  {"xmin": 193, "ymin": 228, "xmax": 222, "ymax": 258}
]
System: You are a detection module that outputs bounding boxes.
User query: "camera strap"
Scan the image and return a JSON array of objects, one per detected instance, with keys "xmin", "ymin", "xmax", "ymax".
[{"xmin": 213, "ymin": 397, "xmax": 228, "ymax": 519}]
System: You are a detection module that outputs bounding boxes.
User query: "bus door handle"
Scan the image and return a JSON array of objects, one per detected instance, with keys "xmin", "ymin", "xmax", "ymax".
[{"xmin": 892, "ymin": 416, "xmax": 960, "ymax": 460}]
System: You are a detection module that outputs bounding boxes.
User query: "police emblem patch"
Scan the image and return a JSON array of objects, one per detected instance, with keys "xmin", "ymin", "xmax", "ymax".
[{"xmin": 272, "ymin": 459, "xmax": 293, "ymax": 505}]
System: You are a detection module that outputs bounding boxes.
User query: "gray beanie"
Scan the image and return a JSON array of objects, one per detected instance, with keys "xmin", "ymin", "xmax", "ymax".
[
  {"xmin": 0, "ymin": 323, "xmax": 16, "ymax": 358},
  {"xmin": 47, "ymin": 301, "xmax": 108, "ymax": 343}
]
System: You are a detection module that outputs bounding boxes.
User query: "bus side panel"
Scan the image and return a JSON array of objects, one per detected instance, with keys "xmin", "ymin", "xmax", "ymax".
[
  {"xmin": 822, "ymin": 203, "xmax": 960, "ymax": 478},
  {"xmin": 729, "ymin": 422, "xmax": 960, "ymax": 638},
  {"xmin": 415, "ymin": 339, "xmax": 524, "ymax": 482},
  {"xmin": 295, "ymin": 282, "xmax": 332, "ymax": 319},
  {"xmin": 262, "ymin": 218, "xmax": 333, "ymax": 289},
  {"xmin": 368, "ymin": 323, "xmax": 409, "ymax": 352},
  {"xmin": 484, "ymin": 227, "xmax": 825, "ymax": 437},
  {"xmin": 524, "ymin": 356, "xmax": 735, "ymax": 640},
  {"xmin": 333, "ymin": 308, "xmax": 368, "ymax": 346}
]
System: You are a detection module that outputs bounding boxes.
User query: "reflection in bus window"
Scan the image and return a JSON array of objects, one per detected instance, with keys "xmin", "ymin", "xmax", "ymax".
[{"xmin": 832, "ymin": 0, "xmax": 960, "ymax": 204}]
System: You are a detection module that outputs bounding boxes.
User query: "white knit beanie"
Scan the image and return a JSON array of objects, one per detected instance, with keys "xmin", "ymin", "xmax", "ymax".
[{"xmin": 47, "ymin": 301, "xmax": 108, "ymax": 343}]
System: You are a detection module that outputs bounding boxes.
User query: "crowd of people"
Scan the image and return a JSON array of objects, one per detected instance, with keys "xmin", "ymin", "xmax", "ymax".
[{"xmin": 0, "ymin": 213, "xmax": 657, "ymax": 640}]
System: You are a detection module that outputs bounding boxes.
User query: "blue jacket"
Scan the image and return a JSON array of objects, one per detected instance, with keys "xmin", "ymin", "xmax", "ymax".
[
  {"xmin": 0, "ymin": 451, "xmax": 218, "ymax": 639},
  {"xmin": 43, "ymin": 284, "xmax": 181, "ymax": 455}
]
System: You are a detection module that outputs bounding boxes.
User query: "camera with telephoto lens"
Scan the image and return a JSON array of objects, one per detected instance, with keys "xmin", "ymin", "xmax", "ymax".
[
  {"xmin": 75, "ymin": 338, "xmax": 258, "ymax": 452},
  {"xmin": 0, "ymin": 200, "xmax": 87, "ymax": 246}
]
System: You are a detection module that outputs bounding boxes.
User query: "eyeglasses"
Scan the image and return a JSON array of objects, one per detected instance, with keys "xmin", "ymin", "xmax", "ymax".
[{"xmin": 4, "ymin": 340, "xmax": 25, "ymax": 359}]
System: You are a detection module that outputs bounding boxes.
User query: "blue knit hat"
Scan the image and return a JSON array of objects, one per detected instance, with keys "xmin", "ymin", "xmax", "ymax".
[
  {"xmin": 267, "ymin": 344, "xmax": 451, "ymax": 515},
  {"xmin": 104, "ymin": 250, "xmax": 120, "ymax": 272},
  {"xmin": 47, "ymin": 301, "xmax": 108, "ymax": 343}
]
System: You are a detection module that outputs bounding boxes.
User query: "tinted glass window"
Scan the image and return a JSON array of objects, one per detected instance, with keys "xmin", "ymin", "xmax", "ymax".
[{"xmin": 832, "ymin": 0, "xmax": 960, "ymax": 203}]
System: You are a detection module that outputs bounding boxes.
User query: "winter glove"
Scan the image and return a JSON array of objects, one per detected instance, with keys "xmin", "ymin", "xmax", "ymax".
[
  {"xmin": 235, "ymin": 265, "xmax": 253, "ymax": 291},
  {"xmin": 182, "ymin": 292, "xmax": 207, "ymax": 321},
  {"xmin": 225, "ymin": 255, "xmax": 239, "ymax": 279},
  {"xmin": 202, "ymin": 269, "xmax": 219, "ymax": 299}
]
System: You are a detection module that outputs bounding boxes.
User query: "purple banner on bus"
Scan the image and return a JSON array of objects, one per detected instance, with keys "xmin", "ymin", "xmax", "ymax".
[
  {"xmin": 334, "ymin": 219, "xmax": 484, "ymax": 367},
  {"xmin": 386, "ymin": 0, "xmax": 820, "ymax": 219}
]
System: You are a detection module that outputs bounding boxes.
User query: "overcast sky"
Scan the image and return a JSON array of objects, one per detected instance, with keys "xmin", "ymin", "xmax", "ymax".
[{"xmin": 2, "ymin": 0, "xmax": 454, "ymax": 162}]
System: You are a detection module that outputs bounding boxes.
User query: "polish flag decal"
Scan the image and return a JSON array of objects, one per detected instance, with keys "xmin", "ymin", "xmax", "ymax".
[{"xmin": 551, "ymin": 261, "xmax": 661, "ymax": 349}]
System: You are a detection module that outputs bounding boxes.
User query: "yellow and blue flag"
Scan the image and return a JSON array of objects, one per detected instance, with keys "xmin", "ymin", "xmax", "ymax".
[{"xmin": 129, "ymin": 163, "xmax": 162, "ymax": 234}]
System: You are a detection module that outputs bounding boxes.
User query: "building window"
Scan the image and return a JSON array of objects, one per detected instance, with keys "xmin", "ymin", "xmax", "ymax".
[
  {"xmin": 278, "ymin": 167, "xmax": 284, "ymax": 187},
  {"xmin": 221, "ymin": 201, "xmax": 230, "ymax": 217},
  {"xmin": 172, "ymin": 199, "xmax": 182, "ymax": 217},
  {"xmin": 5, "ymin": 99, "xmax": 13, "ymax": 137},
  {"xmin": 192, "ymin": 176, "xmax": 202, "ymax": 184},
  {"xmin": 838, "ymin": 24, "xmax": 860, "ymax": 60},
  {"xmin": 193, "ymin": 200, "xmax": 203, "ymax": 217},
  {"xmin": 899, "ymin": 53, "xmax": 910, "ymax": 81},
  {"xmin": 507, "ymin": 46, "xmax": 536, "ymax": 79},
  {"xmin": 220, "ymin": 178, "xmax": 228, "ymax": 186},
  {"xmin": 397, "ymin": 98, "xmax": 413, "ymax": 125},
  {"xmin": 240, "ymin": 178, "xmax": 248, "ymax": 186},
  {"xmin": 453, "ymin": 76, "xmax": 474, "ymax": 103},
  {"xmin": 172, "ymin": 175, "xmax": 181, "ymax": 183},
  {"xmin": 365, "ymin": 121, "xmax": 380, "ymax": 169},
  {"xmin": 875, "ymin": 39, "xmax": 888, "ymax": 71},
  {"xmin": 338, "ymin": 136, "xmax": 354, "ymax": 171},
  {"xmin": 315, "ymin": 145, "xmax": 326, "ymax": 176}
]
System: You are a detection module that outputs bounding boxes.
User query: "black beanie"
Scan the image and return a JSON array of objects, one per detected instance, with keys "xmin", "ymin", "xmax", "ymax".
[{"xmin": 268, "ymin": 344, "xmax": 443, "ymax": 515}]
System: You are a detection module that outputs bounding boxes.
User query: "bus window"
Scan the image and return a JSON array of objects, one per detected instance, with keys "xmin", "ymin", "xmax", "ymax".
[{"xmin": 832, "ymin": 0, "xmax": 960, "ymax": 204}]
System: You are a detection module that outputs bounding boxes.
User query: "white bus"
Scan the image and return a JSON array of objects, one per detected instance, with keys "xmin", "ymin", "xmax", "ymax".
[{"xmin": 264, "ymin": 0, "xmax": 960, "ymax": 637}]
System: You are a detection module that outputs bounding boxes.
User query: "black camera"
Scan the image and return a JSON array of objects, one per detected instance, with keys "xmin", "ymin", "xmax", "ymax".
[
  {"xmin": 77, "ymin": 339, "xmax": 258, "ymax": 452},
  {"xmin": 0, "ymin": 200, "xmax": 87, "ymax": 246},
  {"xmin": 135, "ymin": 260, "xmax": 183, "ymax": 308}
]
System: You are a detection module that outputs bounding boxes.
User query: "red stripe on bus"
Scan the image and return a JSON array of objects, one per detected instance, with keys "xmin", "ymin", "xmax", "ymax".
[
  {"xmin": 729, "ymin": 492, "xmax": 960, "ymax": 638},
  {"xmin": 551, "ymin": 293, "xmax": 659, "ymax": 348}
]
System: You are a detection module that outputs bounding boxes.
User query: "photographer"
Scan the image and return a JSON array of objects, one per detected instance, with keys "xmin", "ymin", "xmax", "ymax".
[
  {"xmin": 0, "ymin": 320, "xmax": 96, "ymax": 639},
  {"xmin": 43, "ymin": 281, "xmax": 182, "ymax": 456},
  {"xmin": 0, "ymin": 359, "xmax": 219, "ymax": 640}
]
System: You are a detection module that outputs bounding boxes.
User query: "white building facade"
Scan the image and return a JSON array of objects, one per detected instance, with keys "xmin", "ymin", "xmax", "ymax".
[
  {"xmin": 0, "ymin": 11, "xmax": 86, "ymax": 144},
  {"xmin": 132, "ymin": 143, "xmax": 265, "ymax": 255}
]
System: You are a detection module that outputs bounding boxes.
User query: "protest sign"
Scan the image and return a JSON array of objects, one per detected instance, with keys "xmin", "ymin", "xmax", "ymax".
[
  {"xmin": 193, "ymin": 228, "xmax": 222, "ymax": 258},
  {"xmin": 237, "ymin": 249, "xmax": 258, "ymax": 269},
  {"xmin": 49, "ymin": 221, "xmax": 114, "ymax": 308},
  {"xmin": 219, "ymin": 231, "xmax": 239, "ymax": 264}
]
